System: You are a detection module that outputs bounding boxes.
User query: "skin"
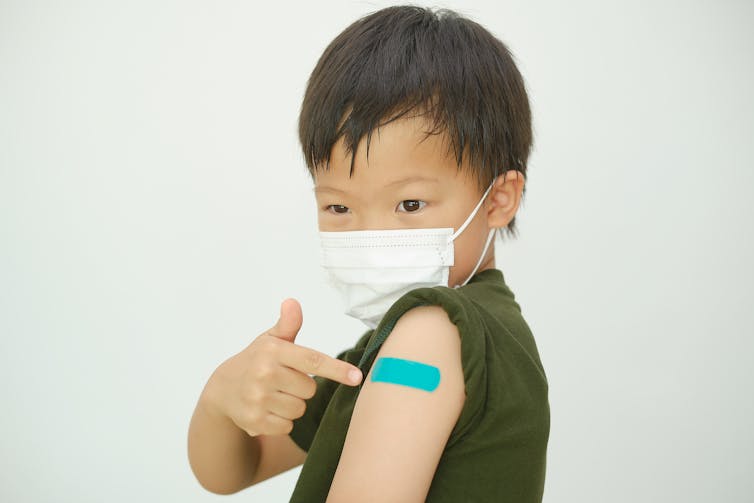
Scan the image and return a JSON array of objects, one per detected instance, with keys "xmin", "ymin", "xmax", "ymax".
[
  {"xmin": 187, "ymin": 113, "xmax": 525, "ymax": 498},
  {"xmin": 313, "ymin": 114, "xmax": 525, "ymax": 502},
  {"xmin": 188, "ymin": 299, "xmax": 362, "ymax": 494},
  {"xmin": 314, "ymin": 113, "xmax": 525, "ymax": 287}
]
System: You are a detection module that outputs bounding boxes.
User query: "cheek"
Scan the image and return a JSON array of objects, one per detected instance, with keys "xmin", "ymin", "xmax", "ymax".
[
  {"xmin": 317, "ymin": 211, "xmax": 340, "ymax": 232},
  {"xmin": 316, "ymin": 212, "xmax": 326, "ymax": 230}
]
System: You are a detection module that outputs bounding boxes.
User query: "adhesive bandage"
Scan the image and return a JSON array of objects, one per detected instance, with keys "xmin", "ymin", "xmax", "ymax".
[{"xmin": 371, "ymin": 357, "xmax": 440, "ymax": 392}]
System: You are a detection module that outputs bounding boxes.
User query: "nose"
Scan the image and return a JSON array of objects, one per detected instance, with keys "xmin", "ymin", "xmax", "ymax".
[
  {"xmin": 352, "ymin": 208, "xmax": 399, "ymax": 231},
  {"xmin": 353, "ymin": 213, "xmax": 382, "ymax": 231}
]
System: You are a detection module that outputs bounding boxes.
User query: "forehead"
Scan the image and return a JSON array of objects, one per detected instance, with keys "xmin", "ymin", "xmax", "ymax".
[{"xmin": 313, "ymin": 115, "xmax": 462, "ymax": 188}]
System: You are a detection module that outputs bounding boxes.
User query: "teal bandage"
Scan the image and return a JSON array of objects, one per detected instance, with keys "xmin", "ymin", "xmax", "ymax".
[{"xmin": 371, "ymin": 357, "xmax": 440, "ymax": 392}]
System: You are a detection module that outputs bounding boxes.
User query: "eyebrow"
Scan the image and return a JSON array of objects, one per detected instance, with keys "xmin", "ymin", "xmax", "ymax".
[
  {"xmin": 314, "ymin": 175, "xmax": 438, "ymax": 194},
  {"xmin": 313, "ymin": 186, "xmax": 346, "ymax": 195},
  {"xmin": 385, "ymin": 175, "xmax": 439, "ymax": 187}
]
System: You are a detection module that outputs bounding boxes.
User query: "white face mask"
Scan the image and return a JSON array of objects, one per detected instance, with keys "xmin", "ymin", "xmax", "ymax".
[{"xmin": 319, "ymin": 182, "xmax": 497, "ymax": 328}]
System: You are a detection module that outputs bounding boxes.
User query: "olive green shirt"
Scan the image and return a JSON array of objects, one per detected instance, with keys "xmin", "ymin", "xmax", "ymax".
[{"xmin": 289, "ymin": 268, "xmax": 550, "ymax": 502}]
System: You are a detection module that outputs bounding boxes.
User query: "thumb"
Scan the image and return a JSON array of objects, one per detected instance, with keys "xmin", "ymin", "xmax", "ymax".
[{"xmin": 269, "ymin": 298, "xmax": 303, "ymax": 343}]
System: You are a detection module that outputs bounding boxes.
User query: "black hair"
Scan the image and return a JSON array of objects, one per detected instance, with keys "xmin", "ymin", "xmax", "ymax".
[{"xmin": 298, "ymin": 5, "xmax": 533, "ymax": 237}]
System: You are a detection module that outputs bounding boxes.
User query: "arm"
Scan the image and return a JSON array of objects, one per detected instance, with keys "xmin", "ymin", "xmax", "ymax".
[
  {"xmin": 326, "ymin": 306, "xmax": 466, "ymax": 503},
  {"xmin": 188, "ymin": 390, "xmax": 307, "ymax": 494},
  {"xmin": 188, "ymin": 395, "xmax": 255, "ymax": 494},
  {"xmin": 188, "ymin": 298, "xmax": 363, "ymax": 495}
]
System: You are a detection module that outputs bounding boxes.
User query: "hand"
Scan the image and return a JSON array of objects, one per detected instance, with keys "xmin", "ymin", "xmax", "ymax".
[{"xmin": 202, "ymin": 298, "xmax": 363, "ymax": 437}]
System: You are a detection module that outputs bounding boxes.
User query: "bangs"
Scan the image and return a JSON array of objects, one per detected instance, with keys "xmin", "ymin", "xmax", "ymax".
[{"xmin": 298, "ymin": 5, "xmax": 532, "ymax": 234}]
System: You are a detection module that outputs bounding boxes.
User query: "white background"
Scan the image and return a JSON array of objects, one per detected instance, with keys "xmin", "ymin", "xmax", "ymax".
[{"xmin": 1, "ymin": 0, "xmax": 752, "ymax": 501}]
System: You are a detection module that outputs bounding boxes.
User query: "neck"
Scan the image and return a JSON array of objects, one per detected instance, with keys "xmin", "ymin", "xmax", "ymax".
[{"xmin": 475, "ymin": 244, "xmax": 496, "ymax": 274}]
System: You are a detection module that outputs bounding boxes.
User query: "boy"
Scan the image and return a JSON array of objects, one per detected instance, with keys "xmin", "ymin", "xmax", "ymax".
[{"xmin": 188, "ymin": 5, "xmax": 549, "ymax": 502}]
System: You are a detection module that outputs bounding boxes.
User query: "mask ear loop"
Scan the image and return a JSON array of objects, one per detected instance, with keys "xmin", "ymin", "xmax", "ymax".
[
  {"xmin": 449, "ymin": 179, "xmax": 498, "ymax": 288},
  {"xmin": 449, "ymin": 181, "xmax": 495, "ymax": 241},
  {"xmin": 456, "ymin": 228, "xmax": 496, "ymax": 288}
]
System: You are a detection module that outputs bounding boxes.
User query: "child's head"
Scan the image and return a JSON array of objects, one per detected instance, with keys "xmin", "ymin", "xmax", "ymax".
[{"xmin": 299, "ymin": 5, "xmax": 531, "ymax": 286}]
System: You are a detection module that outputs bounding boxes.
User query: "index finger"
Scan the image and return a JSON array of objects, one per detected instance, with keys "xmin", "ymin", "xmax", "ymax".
[{"xmin": 278, "ymin": 343, "xmax": 363, "ymax": 386}]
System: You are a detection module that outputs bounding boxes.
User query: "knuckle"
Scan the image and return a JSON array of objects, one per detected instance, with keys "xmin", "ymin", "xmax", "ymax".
[
  {"xmin": 243, "ymin": 385, "xmax": 265, "ymax": 407},
  {"xmin": 305, "ymin": 351, "xmax": 323, "ymax": 371},
  {"xmin": 242, "ymin": 408, "xmax": 262, "ymax": 427},
  {"xmin": 255, "ymin": 362, "xmax": 275, "ymax": 380}
]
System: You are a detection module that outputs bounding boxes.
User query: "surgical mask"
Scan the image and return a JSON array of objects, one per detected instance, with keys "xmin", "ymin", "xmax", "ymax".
[{"xmin": 319, "ymin": 182, "xmax": 497, "ymax": 328}]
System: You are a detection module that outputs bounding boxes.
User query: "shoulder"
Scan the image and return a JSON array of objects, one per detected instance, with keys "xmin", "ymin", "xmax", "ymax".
[
  {"xmin": 357, "ymin": 281, "xmax": 488, "ymax": 377},
  {"xmin": 380, "ymin": 304, "xmax": 462, "ymax": 358}
]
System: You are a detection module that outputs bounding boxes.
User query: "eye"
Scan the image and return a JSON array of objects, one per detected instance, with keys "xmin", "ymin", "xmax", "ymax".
[
  {"xmin": 397, "ymin": 200, "xmax": 426, "ymax": 213},
  {"xmin": 326, "ymin": 204, "xmax": 350, "ymax": 214}
]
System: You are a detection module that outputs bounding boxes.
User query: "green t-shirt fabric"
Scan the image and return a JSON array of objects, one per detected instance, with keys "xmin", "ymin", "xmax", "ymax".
[{"xmin": 288, "ymin": 268, "xmax": 550, "ymax": 502}]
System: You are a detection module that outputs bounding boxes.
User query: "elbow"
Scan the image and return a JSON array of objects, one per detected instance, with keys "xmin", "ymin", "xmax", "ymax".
[
  {"xmin": 193, "ymin": 476, "xmax": 247, "ymax": 496},
  {"xmin": 189, "ymin": 460, "xmax": 252, "ymax": 496}
]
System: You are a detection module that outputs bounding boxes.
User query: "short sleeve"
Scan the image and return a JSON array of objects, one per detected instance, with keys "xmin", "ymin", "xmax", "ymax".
[
  {"xmin": 289, "ymin": 330, "xmax": 373, "ymax": 452},
  {"xmin": 356, "ymin": 285, "xmax": 488, "ymax": 445}
]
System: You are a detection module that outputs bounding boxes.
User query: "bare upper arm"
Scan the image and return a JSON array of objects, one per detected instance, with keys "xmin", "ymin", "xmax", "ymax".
[
  {"xmin": 248, "ymin": 433, "xmax": 307, "ymax": 486},
  {"xmin": 326, "ymin": 305, "xmax": 465, "ymax": 502}
]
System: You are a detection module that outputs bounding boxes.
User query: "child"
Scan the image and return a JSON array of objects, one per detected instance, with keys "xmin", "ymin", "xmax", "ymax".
[{"xmin": 188, "ymin": 5, "xmax": 549, "ymax": 502}]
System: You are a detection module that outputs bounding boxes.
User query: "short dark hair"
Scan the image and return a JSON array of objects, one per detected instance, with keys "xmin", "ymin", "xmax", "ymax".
[{"xmin": 298, "ymin": 5, "xmax": 532, "ymax": 237}]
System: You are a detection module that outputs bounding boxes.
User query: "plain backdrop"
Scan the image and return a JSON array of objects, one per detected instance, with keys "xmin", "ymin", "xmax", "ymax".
[{"xmin": 1, "ymin": 0, "xmax": 752, "ymax": 501}]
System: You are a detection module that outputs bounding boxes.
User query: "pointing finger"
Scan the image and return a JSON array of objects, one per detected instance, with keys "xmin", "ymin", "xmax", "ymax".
[{"xmin": 278, "ymin": 343, "xmax": 363, "ymax": 386}]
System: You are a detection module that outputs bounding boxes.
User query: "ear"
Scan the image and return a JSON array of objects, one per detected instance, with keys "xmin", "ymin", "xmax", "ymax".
[{"xmin": 486, "ymin": 170, "xmax": 525, "ymax": 228}]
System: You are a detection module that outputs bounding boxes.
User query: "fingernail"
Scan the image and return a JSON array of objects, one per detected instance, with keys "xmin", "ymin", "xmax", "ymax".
[{"xmin": 348, "ymin": 369, "xmax": 362, "ymax": 384}]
